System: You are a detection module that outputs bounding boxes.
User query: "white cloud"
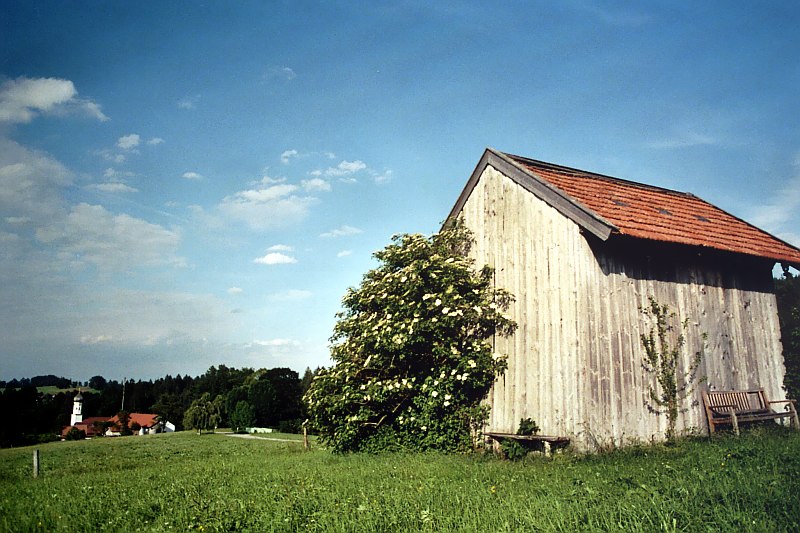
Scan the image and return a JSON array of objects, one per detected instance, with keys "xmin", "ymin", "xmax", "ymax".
[
  {"xmin": 177, "ymin": 95, "xmax": 200, "ymax": 109},
  {"xmin": 103, "ymin": 167, "xmax": 135, "ymax": 179},
  {"xmin": 219, "ymin": 183, "xmax": 318, "ymax": 231},
  {"xmin": 337, "ymin": 250, "xmax": 352, "ymax": 258},
  {"xmin": 117, "ymin": 134, "xmax": 140, "ymax": 150},
  {"xmin": 95, "ymin": 149, "xmax": 126, "ymax": 164},
  {"xmin": 320, "ymin": 225, "xmax": 363, "ymax": 238},
  {"xmin": 267, "ymin": 244, "xmax": 294, "ymax": 252},
  {"xmin": 238, "ymin": 183, "xmax": 297, "ymax": 202},
  {"xmin": 0, "ymin": 230, "xmax": 20, "ymax": 243},
  {"xmin": 302, "ymin": 177, "xmax": 331, "ymax": 192},
  {"xmin": 241, "ymin": 337, "xmax": 313, "ymax": 366},
  {"xmin": 268, "ymin": 289, "xmax": 313, "ymax": 301},
  {"xmin": 373, "ymin": 170, "xmax": 393, "ymax": 184},
  {"xmin": 88, "ymin": 182, "xmax": 139, "ymax": 193},
  {"xmin": 146, "ymin": 137, "xmax": 164, "ymax": 146},
  {"xmin": 0, "ymin": 76, "xmax": 108, "ymax": 123},
  {"xmin": 80, "ymin": 334, "xmax": 113, "ymax": 345},
  {"xmin": 259, "ymin": 173, "xmax": 285, "ymax": 185},
  {"xmin": 0, "ymin": 138, "xmax": 71, "ymax": 224},
  {"xmin": 35, "ymin": 203, "xmax": 184, "ymax": 271},
  {"xmin": 748, "ymin": 175, "xmax": 800, "ymax": 246},
  {"xmin": 227, "ymin": 287, "xmax": 244, "ymax": 295},
  {"xmin": 263, "ymin": 67, "xmax": 297, "ymax": 82},
  {"xmin": 319, "ymin": 159, "xmax": 367, "ymax": 177},
  {"xmin": 253, "ymin": 252, "xmax": 297, "ymax": 265},
  {"xmin": 247, "ymin": 338, "xmax": 300, "ymax": 348},
  {"xmin": 648, "ymin": 131, "xmax": 718, "ymax": 150},
  {"xmin": 182, "ymin": 171, "xmax": 203, "ymax": 180},
  {"xmin": 69, "ymin": 288, "xmax": 235, "ymax": 349},
  {"xmin": 5, "ymin": 216, "xmax": 30, "ymax": 225},
  {"xmin": 78, "ymin": 100, "xmax": 110, "ymax": 122},
  {"xmin": 281, "ymin": 149, "xmax": 298, "ymax": 164},
  {"xmin": 338, "ymin": 160, "xmax": 367, "ymax": 173}
]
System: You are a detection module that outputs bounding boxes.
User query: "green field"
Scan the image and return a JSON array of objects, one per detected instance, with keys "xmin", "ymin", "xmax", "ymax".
[{"xmin": 1, "ymin": 429, "xmax": 799, "ymax": 532}]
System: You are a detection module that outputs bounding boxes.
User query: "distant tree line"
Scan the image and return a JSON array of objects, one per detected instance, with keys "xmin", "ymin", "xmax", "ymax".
[{"xmin": 0, "ymin": 365, "xmax": 321, "ymax": 448}]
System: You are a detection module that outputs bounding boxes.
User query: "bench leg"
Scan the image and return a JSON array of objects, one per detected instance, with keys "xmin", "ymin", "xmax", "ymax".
[
  {"xmin": 791, "ymin": 407, "xmax": 800, "ymax": 431},
  {"xmin": 731, "ymin": 412, "xmax": 739, "ymax": 436}
]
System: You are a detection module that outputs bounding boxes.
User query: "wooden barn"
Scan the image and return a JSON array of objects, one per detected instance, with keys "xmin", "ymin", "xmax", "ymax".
[{"xmin": 445, "ymin": 148, "xmax": 800, "ymax": 449}]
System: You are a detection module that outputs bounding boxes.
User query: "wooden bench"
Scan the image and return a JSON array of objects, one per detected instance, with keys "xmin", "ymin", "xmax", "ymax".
[
  {"xmin": 702, "ymin": 389, "xmax": 799, "ymax": 436},
  {"xmin": 485, "ymin": 432, "xmax": 570, "ymax": 456}
]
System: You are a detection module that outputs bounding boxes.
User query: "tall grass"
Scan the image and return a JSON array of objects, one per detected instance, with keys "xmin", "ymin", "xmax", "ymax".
[{"xmin": 1, "ymin": 428, "xmax": 798, "ymax": 531}]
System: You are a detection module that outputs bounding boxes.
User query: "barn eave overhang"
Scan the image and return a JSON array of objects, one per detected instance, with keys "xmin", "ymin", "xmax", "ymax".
[
  {"xmin": 604, "ymin": 231, "xmax": 800, "ymax": 271},
  {"xmin": 444, "ymin": 148, "xmax": 617, "ymax": 240}
]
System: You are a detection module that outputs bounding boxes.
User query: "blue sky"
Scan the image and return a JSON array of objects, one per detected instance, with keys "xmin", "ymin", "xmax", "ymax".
[{"xmin": 2, "ymin": 1, "xmax": 800, "ymax": 381}]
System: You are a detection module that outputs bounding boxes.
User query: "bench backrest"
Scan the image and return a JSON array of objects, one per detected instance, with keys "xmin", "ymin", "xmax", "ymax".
[{"xmin": 703, "ymin": 389, "xmax": 767, "ymax": 414}]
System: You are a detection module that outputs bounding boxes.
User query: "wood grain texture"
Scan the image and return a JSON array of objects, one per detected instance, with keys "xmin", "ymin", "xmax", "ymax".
[{"xmin": 458, "ymin": 165, "xmax": 788, "ymax": 449}]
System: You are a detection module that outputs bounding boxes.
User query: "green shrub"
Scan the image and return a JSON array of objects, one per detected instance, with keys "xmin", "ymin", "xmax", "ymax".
[
  {"xmin": 277, "ymin": 418, "xmax": 302, "ymax": 434},
  {"xmin": 502, "ymin": 418, "xmax": 541, "ymax": 460},
  {"xmin": 517, "ymin": 417, "xmax": 540, "ymax": 436},
  {"xmin": 64, "ymin": 427, "xmax": 85, "ymax": 441},
  {"xmin": 304, "ymin": 224, "xmax": 516, "ymax": 453}
]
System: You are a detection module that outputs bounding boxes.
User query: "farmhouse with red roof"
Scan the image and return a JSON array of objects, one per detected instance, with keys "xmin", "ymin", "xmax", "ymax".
[
  {"xmin": 61, "ymin": 392, "xmax": 174, "ymax": 439},
  {"xmin": 446, "ymin": 148, "xmax": 800, "ymax": 449}
]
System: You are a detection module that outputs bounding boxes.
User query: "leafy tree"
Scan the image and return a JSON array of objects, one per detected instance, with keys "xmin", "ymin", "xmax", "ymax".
[
  {"xmin": 304, "ymin": 225, "xmax": 516, "ymax": 453},
  {"xmin": 263, "ymin": 367, "xmax": 302, "ymax": 425},
  {"xmin": 640, "ymin": 297, "xmax": 706, "ymax": 441},
  {"xmin": 88, "ymin": 375, "xmax": 107, "ymax": 390},
  {"xmin": 152, "ymin": 392, "xmax": 183, "ymax": 430},
  {"xmin": 225, "ymin": 385, "xmax": 249, "ymax": 418},
  {"xmin": 300, "ymin": 367, "xmax": 321, "ymax": 396},
  {"xmin": 248, "ymin": 379, "xmax": 277, "ymax": 427},
  {"xmin": 183, "ymin": 393, "xmax": 224, "ymax": 434},
  {"xmin": 117, "ymin": 411, "xmax": 133, "ymax": 436},
  {"xmin": 230, "ymin": 401, "xmax": 256, "ymax": 433},
  {"xmin": 776, "ymin": 271, "xmax": 800, "ymax": 399}
]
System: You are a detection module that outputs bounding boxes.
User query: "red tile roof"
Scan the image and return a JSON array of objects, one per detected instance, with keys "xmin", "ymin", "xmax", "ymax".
[
  {"xmin": 108, "ymin": 413, "xmax": 159, "ymax": 429},
  {"xmin": 504, "ymin": 152, "xmax": 800, "ymax": 266}
]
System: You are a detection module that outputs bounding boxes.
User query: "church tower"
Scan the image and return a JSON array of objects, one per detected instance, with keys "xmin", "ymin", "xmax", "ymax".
[{"xmin": 70, "ymin": 392, "xmax": 83, "ymax": 426}]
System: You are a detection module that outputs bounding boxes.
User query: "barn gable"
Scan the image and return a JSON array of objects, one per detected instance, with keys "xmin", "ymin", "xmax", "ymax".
[
  {"xmin": 448, "ymin": 148, "xmax": 800, "ymax": 267},
  {"xmin": 447, "ymin": 148, "xmax": 800, "ymax": 449}
]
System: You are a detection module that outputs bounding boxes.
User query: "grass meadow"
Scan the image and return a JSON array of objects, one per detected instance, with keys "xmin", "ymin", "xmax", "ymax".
[{"xmin": 1, "ymin": 429, "xmax": 799, "ymax": 532}]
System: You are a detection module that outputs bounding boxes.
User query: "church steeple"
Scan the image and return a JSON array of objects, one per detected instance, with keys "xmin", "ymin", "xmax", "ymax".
[{"xmin": 70, "ymin": 391, "xmax": 83, "ymax": 426}]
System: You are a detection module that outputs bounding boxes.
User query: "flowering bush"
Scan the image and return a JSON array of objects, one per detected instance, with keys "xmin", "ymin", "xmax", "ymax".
[{"xmin": 304, "ymin": 224, "xmax": 516, "ymax": 452}]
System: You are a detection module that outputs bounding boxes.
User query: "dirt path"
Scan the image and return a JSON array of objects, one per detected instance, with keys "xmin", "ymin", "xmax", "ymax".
[{"xmin": 223, "ymin": 432, "xmax": 302, "ymax": 443}]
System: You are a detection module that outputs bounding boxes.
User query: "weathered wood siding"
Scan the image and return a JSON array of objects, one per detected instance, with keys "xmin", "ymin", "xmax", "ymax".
[{"xmin": 459, "ymin": 164, "xmax": 787, "ymax": 449}]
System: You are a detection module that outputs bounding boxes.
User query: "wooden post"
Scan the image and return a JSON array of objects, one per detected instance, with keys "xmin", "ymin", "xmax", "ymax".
[
  {"xmin": 33, "ymin": 449, "xmax": 40, "ymax": 479},
  {"xmin": 303, "ymin": 425, "xmax": 310, "ymax": 451}
]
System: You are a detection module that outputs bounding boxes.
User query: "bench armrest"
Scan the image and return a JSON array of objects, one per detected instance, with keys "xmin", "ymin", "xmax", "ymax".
[
  {"xmin": 767, "ymin": 399, "xmax": 796, "ymax": 405},
  {"xmin": 768, "ymin": 399, "xmax": 797, "ymax": 412}
]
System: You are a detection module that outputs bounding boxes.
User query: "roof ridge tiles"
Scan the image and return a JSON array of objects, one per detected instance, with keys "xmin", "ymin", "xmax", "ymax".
[{"xmin": 502, "ymin": 151, "xmax": 698, "ymax": 199}]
